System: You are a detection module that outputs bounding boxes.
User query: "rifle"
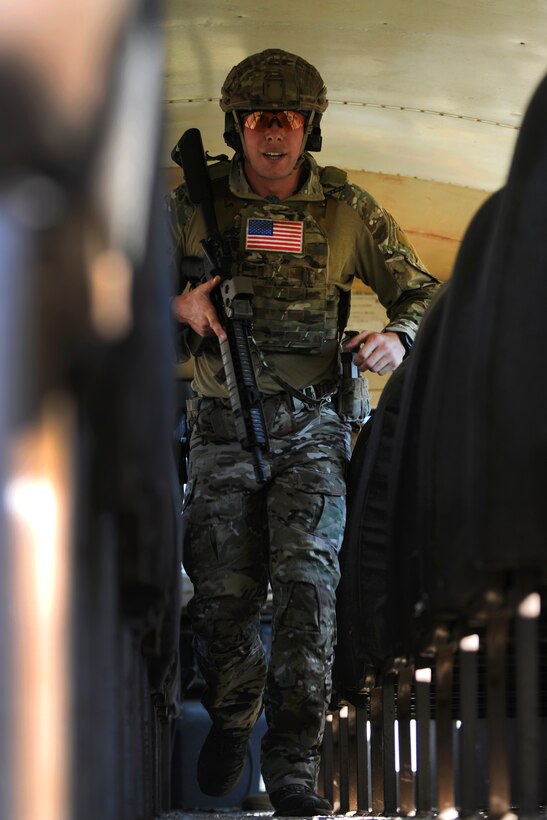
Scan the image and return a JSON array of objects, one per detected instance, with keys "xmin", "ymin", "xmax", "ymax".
[{"xmin": 173, "ymin": 128, "xmax": 270, "ymax": 483}]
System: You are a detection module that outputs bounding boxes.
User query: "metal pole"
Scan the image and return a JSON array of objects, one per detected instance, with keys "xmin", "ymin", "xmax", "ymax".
[
  {"xmin": 322, "ymin": 713, "xmax": 335, "ymax": 807},
  {"xmin": 415, "ymin": 667, "xmax": 432, "ymax": 813},
  {"xmin": 370, "ymin": 685, "xmax": 384, "ymax": 814},
  {"xmin": 398, "ymin": 667, "xmax": 414, "ymax": 815},
  {"xmin": 516, "ymin": 593, "xmax": 540, "ymax": 817},
  {"xmin": 436, "ymin": 643, "xmax": 455, "ymax": 813},
  {"xmin": 486, "ymin": 609, "xmax": 511, "ymax": 818},
  {"xmin": 382, "ymin": 676, "xmax": 398, "ymax": 815},
  {"xmin": 355, "ymin": 702, "xmax": 370, "ymax": 812},
  {"xmin": 339, "ymin": 705, "xmax": 350, "ymax": 813},
  {"xmin": 459, "ymin": 634, "xmax": 480, "ymax": 814}
]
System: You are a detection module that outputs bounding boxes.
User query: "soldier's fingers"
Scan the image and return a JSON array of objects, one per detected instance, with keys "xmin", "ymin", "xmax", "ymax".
[
  {"xmin": 345, "ymin": 329, "xmax": 375, "ymax": 350},
  {"xmin": 359, "ymin": 340, "xmax": 380, "ymax": 363},
  {"xmin": 357, "ymin": 344, "xmax": 392, "ymax": 372},
  {"xmin": 355, "ymin": 353, "xmax": 375, "ymax": 372},
  {"xmin": 200, "ymin": 275, "xmax": 221, "ymax": 293},
  {"xmin": 211, "ymin": 319, "xmax": 227, "ymax": 343},
  {"xmin": 371, "ymin": 355, "xmax": 393, "ymax": 375}
]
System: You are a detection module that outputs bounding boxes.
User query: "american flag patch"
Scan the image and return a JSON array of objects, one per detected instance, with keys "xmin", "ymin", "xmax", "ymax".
[{"xmin": 246, "ymin": 218, "xmax": 304, "ymax": 253}]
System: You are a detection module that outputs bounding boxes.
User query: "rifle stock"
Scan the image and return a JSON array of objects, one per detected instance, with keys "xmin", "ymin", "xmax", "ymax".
[{"xmin": 174, "ymin": 128, "xmax": 270, "ymax": 482}]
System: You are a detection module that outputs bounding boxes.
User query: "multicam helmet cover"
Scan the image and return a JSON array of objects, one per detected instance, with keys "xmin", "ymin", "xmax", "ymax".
[
  {"xmin": 220, "ymin": 49, "xmax": 328, "ymax": 153},
  {"xmin": 220, "ymin": 48, "xmax": 328, "ymax": 113}
]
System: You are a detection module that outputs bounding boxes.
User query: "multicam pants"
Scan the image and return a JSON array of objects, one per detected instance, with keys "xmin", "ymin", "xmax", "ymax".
[{"xmin": 182, "ymin": 394, "xmax": 351, "ymax": 793}]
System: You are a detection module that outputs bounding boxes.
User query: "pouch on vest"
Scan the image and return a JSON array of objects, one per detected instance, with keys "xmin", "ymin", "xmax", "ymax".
[
  {"xmin": 336, "ymin": 375, "xmax": 370, "ymax": 423},
  {"xmin": 336, "ymin": 333, "xmax": 371, "ymax": 423}
]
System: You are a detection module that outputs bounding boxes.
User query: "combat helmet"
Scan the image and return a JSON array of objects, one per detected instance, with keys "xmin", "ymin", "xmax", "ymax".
[{"xmin": 220, "ymin": 49, "xmax": 328, "ymax": 155}]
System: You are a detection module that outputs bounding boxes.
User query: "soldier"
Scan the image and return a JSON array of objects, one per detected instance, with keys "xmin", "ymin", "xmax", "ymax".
[{"xmin": 167, "ymin": 49, "xmax": 441, "ymax": 816}]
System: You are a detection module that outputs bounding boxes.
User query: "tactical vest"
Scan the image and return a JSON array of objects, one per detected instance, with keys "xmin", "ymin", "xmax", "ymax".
[{"xmin": 211, "ymin": 163, "xmax": 348, "ymax": 355}]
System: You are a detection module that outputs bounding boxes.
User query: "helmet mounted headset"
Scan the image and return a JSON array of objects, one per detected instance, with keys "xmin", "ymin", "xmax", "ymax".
[{"xmin": 219, "ymin": 48, "xmax": 328, "ymax": 158}]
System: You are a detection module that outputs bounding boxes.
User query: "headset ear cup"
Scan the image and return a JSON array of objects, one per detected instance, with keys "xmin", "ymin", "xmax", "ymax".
[
  {"xmin": 223, "ymin": 113, "xmax": 243, "ymax": 154},
  {"xmin": 306, "ymin": 126, "xmax": 322, "ymax": 152}
]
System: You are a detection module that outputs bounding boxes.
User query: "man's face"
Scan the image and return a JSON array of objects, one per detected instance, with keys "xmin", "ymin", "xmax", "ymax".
[{"xmin": 241, "ymin": 110, "xmax": 306, "ymax": 183}]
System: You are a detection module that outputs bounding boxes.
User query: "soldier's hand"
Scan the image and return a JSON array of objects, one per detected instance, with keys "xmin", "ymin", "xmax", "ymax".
[
  {"xmin": 171, "ymin": 276, "xmax": 227, "ymax": 342},
  {"xmin": 344, "ymin": 330, "xmax": 405, "ymax": 376}
]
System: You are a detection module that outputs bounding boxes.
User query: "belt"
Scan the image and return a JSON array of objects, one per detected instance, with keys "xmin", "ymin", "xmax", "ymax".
[
  {"xmin": 275, "ymin": 382, "xmax": 335, "ymax": 413},
  {"xmin": 186, "ymin": 382, "xmax": 336, "ymax": 425}
]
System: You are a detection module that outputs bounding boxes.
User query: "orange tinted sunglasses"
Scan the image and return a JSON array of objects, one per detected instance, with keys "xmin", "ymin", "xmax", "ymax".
[{"xmin": 242, "ymin": 110, "xmax": 307, "ymax": 132}]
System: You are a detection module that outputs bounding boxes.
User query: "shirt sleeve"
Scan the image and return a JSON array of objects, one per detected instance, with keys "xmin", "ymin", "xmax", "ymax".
[
  {"xmin": 346, "ymin": 182, "xmax": 443, "ymax": 342},
  {"xmin": 164, "ymin": 185, "xmax": 199, "ymax": 362},
  {"xmin": 165, "ymin": 185, "xmax": 192, "ymax": 297}
]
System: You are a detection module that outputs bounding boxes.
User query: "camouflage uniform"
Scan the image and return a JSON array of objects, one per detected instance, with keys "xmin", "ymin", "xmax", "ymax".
[
  {"xmin": 168, "ymin": 150, "xmax": 440, "ymax": 793},
  {"xmin": 183, "ymin": 398, "xmax": 350, "ymax": 790}
]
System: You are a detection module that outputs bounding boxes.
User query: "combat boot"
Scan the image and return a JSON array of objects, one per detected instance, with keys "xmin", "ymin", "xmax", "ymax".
[
  {"xmin": 269, "ymin": 784, "xmax": 333, "ymax": 816},
  {"xmin": 197, "ymin": 725, "xmax": 249, "ymax": 796}
]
